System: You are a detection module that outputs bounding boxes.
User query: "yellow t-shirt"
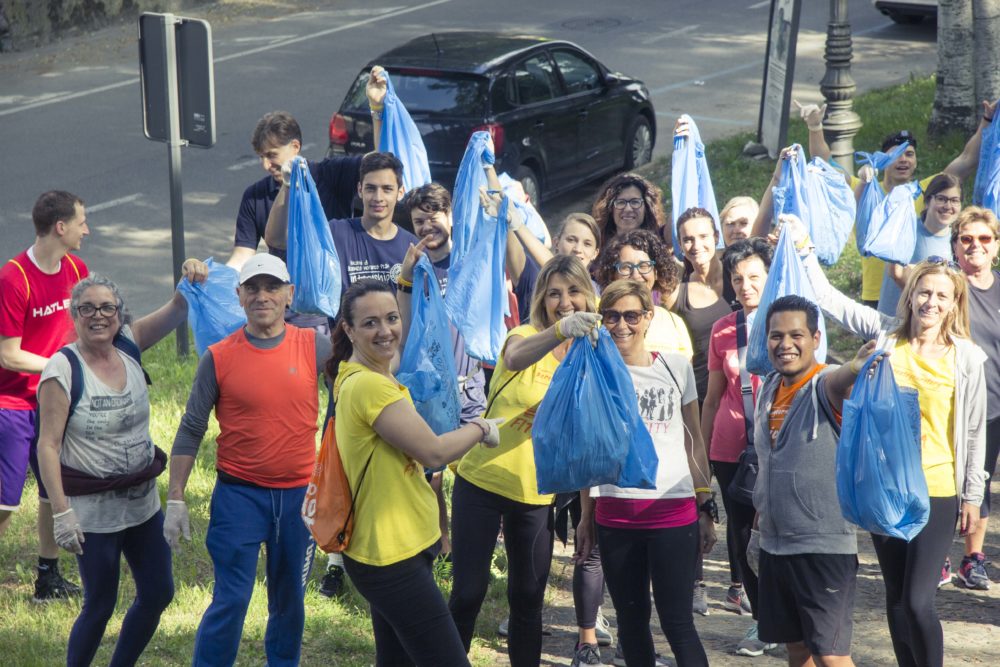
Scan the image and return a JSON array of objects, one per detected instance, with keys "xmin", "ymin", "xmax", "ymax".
[
  {"xmin": 335, "ymin": 362, "xmax": 439, "ymax": 566},
  {"xmin": 857, "ymin": 174, "xmax": 938, "ymax": 302},
  {"xmin": 645, "ymin": 306, "xmax": 693, "ymax": 360},
  {"xmin": 457, "ymin": 325, "xmax": 557, "ymax": 505},
  {"xmin": 890, "ymin": 341, "xmax": 957, "ymax": 497}
]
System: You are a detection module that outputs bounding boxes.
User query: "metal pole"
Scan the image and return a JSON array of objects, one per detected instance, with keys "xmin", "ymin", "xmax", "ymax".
[
  {"xmin": 163, "ymin": 13, "xmax": 189, "ymax": 356},
  {"xmin": 819, "ymin": 0, "xmax": 862, "ymax": 175}
]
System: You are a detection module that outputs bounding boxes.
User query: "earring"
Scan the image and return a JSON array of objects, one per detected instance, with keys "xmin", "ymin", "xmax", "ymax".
[{"xmin": 993, "ymin": 255, "xmax": 999, "ymax": 267}]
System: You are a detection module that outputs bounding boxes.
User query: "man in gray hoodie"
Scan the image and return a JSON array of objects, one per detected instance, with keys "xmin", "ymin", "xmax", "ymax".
[{"xmin": 748, "ymin": 295, "xmax": 877, "ymax": 667}]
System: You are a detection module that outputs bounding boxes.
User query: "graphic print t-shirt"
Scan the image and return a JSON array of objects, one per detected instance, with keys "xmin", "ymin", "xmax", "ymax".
[{"xmin": 329, "ymin": 218, "xmax": 418, "ymax": 289}]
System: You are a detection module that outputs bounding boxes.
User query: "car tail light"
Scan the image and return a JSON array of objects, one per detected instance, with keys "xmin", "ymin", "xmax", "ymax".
[
  {"xmin": 329, "ymin": 113, "xmax": 349, "ymax": 146},
  {"xmin": 472, "ymin": 123, "xmax": 504, "ymax": 157}
]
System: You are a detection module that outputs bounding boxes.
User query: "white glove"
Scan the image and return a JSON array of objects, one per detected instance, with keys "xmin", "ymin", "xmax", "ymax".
[
  {"xmin": 777, "ymin": 214, "xmax": 812, "ymax": 252},
  {"xmin": 557, "ymin": 312, "xmax": 602, "ymax": 345},
  {"xmin": 163, "ymin": 500, "xmax": 191, "ymax": 550},
  {"xmin": 52, "ymin": 507, "xmax": 85, "ymax": 555},
  {"xmin": 471, "ymin": 417, "xmax": 505, "ymax": 448},
  {"xmin": 858, "ymin": 164, "xmax": 876, "ymax": 184},
  {"xmin": 746, "ymin": 528, "xmax": 761, "ymax": 576}
]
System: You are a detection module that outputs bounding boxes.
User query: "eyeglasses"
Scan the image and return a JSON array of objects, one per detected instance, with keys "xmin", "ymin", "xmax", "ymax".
[
  {"xmin": 925, "ymin": 255, "xmax": 962, "ymax": 272},
  {"xmin": 601, "ymin": 309, "xmax": 648, "ymax": 325},
  {"xmin": 77, "ymin": 304, "xmax": 119, "ymax": 318},
  {"xmin": 958, "ymin": 234, "xmax": 995, "ymax": 246},
  {"xmin": 932, "ymin": 194, "xmax": 962, "ymax": 207},
  {"xmin": 612, "ymin": 198, "xmax": 644, "ymax": 210},
  {"xmin": 614, "ymin": 260, "xmax": 656, "ymax": 276}
]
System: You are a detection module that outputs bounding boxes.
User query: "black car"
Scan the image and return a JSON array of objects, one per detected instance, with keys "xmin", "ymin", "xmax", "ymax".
[{"xmin": 327, "ymin": 32, "xmax": 656, "ymax": 204}]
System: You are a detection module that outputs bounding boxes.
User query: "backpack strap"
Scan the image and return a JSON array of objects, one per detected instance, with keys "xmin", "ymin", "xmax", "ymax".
[
  {"xmin": 735, "ymin": 310, "xmax": 755, "ymax": 447},
  {"xmin": 7, "ymin": 259, "xmax": 29, "ymax": 301},
  {"xmin": 58, "ymin": 347, "xmax": 85, "ymax": 419},
  {"xmin": 113, "ymin": 331, "xmax": 151, "ymax": 386}
]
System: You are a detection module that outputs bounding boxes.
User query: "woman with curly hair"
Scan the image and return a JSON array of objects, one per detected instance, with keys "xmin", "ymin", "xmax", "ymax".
[
  {"xmin": 594, "ymin": 229, "xmax": 692, "ymax": 358},
  {"xmin": 591, "ymin": 173, "xmax": 668, "ymax": 248}
]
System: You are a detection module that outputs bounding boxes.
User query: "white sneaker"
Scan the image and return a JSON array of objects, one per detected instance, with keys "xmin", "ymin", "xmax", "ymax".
[
  {"xmin": 692, "ymin": 581, "xmax": 709, "ymax": 616},
  {"xmin": 735, "ymin": 622, "xmax": 777, "ymax": 657}
]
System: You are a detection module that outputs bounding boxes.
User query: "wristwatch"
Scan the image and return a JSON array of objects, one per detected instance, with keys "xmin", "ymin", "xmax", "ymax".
[{"xmin": 698, "ymin": 494, "xmax": 719, "ymax": 523}]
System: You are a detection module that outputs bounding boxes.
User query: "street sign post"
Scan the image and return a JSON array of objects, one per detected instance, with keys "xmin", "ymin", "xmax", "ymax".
[
  {"xmin": 756, "ymin": 0, "xmax": 802, "ymax": 159},
  {"xmin": 138, "ymin": 12, "xmax": 215, "ymax": 356}
]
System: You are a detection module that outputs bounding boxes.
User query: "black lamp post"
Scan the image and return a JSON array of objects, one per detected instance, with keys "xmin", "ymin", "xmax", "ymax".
[{"xmin": 819, "ymin": 0, "xmax": 862, "ymax": 175}]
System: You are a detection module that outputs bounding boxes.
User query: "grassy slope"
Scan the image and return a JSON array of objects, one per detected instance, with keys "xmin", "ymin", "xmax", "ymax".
[{"xmin": 0, "ymin": 75, "xmax": 979, "ymax": 665}]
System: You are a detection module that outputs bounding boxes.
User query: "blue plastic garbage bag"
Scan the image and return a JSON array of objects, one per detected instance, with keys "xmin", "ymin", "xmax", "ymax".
[
  {"xmin": 445, "ymin": 195, "xmax": 509, "ymax": 364},
  {"xmin": 176, "ymin": 258, "xmax": 247, "ymax": 356},
  {"xmin": 671, "ymin": 115, "xmax": 720, "ymax": 258},
  {"xmin": 771, "ymin": 147, "xmax": 855, "ymax": 266},
  {"xmin": 746, "ymin": 227, "xmax": 827, "ymax": 375},
  {"xmin": 861, "ymin": 182, "xmax": 919, "ymax": 265},
  {"xmin": 974, "ymin": 103, "xmax": 1000, "ymax": 216},
  {"xmin": 378, "ymin": 72, "xmax": 432, "ymax": 192},
  {"xmin": 396, "ymin": 256, "xmax": 462, "ymax": 435},
  {"xmin": 286, "ymin": 156, "xmax": 342, "ymax": 318},
  {"xmin": 451, "ymin": 132, "xmax": 494, "ymax": 263},
  {"xmin": 837, "ymin": 352, "xmax": 929, "ymax": 541},
  {"xmin": 532, "ymin": 329, "xmax": 656, "ymax": 494},
  {"xmin": 854, "ymin": 142, "xmax": 910, "ymax": 251},
  {"xmin": 498, "ymin": 172, "xmax": 548, "ymax": 244}
]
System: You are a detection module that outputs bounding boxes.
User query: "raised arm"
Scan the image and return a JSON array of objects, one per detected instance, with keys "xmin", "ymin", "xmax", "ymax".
[
  {"xmin": 944, "ymin": 100, "xmax": 998, "ymax": 182},
  {"xmin": 395, "ymin": 239, "xmax": 430, "ymax": 349},
  {"xmin": 131, "ymin": 258, "xmax": 209, "ymax": 351},
  {"xmin": 751, "ymin": 147, "xmax": 795, "ymax": 238},
  {"xmin": 367, "ymin": 65, "xmax": 387, "ymax": 149},
  {"xmin": 822, "ymin": 340, "xmax": 877, "ymax": 415}
]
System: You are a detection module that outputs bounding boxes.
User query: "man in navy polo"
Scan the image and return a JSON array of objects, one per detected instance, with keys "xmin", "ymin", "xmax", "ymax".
[{"xmin": 227, "ymin": 111, "xmax": 363, "ymax": 272}]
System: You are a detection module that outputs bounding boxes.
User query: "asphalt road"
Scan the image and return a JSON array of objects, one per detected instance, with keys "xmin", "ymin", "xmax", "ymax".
[{"xmin": 0, "ymin": 0, "xmax": 936, "ymax": 316}]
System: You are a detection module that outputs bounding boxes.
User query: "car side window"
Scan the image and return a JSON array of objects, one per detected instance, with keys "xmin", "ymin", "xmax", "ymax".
[
  {"xmin": 511, "ymin": 55, "xmax": 560, "ymax": 105},
  {"xmin": 553, "ymin": 50, "xmax": 602, "ymax": 95}
]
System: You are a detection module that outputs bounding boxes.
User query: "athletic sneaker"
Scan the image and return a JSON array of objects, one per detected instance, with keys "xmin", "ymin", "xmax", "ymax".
[
  {"xmin": 692, "ymin": 581, "xmax": 709, "ymax": 616},
  {"xmin": 318, "ymin": 564, "xmax": 346, "ymax": 598},
  {"xmin": 570, "ymin": 642, "xmax": 601, "ymax": 666},
  {"xmin": 595, "ymin": 610, "xmax": 614, "ymax": 647},
  {"xmin": 957, "ymin": 552, "xmax": 991, "ymax": 590},
  {"xmin": 938, "ymin": 557, "xmax": 953, "ymax": 589},
  {"xmin": 723, "ymin": 585, "xmax": 752, "ymax": 615},
  {"xmin": 612, "ymin": 646, "xmax": 673, "ymax": 666},
  {"xmin": 735, "ymin": 622, "xmax": 777, "ymax": 657},
  {"xmin": 33, "ymin": 568, "xmax": 81, "ymax": 603}
]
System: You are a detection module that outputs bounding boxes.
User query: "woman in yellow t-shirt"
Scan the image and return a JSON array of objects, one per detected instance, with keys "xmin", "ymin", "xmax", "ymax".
[
  {"xmin": 449, "ymin": 255, "xmax": 600, "ymax": 667},
  {"xmin": 801, "ymin": 231, "xmax": 987, "ymax": 667},
  {"xmin": 592, "ymin": 229, "xmax": 694, "ymax": 359},
  {"xmin": 328, "ymin": 280, "xmax": 502, "ymax": 667}
]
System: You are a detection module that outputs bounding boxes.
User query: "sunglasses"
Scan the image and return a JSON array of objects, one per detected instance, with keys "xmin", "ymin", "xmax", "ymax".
[
  {"xmin": 601, "ymin": 309, "xmax": 648, "ymax": 325},
  {"xmin": 614, "ymin": 260, "xmax": 656, "ymax": 276},
  {"xmin": 958, "ymin": 234, "xmax": 995, "ymax": 246},
  {"xmin": 925, "ymin": 255, "xmax": 962, "ymax": 272}
]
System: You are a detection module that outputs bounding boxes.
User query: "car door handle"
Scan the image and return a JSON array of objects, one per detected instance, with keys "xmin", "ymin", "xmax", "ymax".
[
  {"xmin": 577, "ymin": 110, "xmax": 589, "ymax": 118},
  {"xmin": 533, "ymin": 121, "xmax": 545, "ymax": 129}
]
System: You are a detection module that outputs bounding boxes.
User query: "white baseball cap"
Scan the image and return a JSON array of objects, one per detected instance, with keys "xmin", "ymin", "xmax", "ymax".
[{"xmin": 239, "ymin": 254, "xmax": 291, "ymax": 285}]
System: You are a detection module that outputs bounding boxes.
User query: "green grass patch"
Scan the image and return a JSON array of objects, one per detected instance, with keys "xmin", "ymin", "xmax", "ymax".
[{"xmin": 0, "ymin": 75, "xmax": 978, "ymax": 665}]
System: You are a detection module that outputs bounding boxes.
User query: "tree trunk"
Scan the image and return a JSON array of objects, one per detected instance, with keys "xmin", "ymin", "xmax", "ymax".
[
  {"xmin": 974, "ymin": 0, "xmax": 1000, "ymax": 110},
  {"xmin": 930, "ymin": 0, "xmax": 977, "ymax": 137}
]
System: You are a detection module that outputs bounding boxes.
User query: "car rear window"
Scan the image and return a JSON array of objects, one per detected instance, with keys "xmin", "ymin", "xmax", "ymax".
[{"xmin": 343, "ymin": 70, "xmax": 488, "ymax": 116}]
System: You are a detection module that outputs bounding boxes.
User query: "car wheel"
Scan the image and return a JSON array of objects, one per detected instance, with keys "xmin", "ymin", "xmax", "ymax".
[
  {"xmin": 625, "ymin": 116, "xmax": 653, "ymax": 169},
  {"xmin": 513, "ymin": 165, "xmax": 542, "ymax": 205}
]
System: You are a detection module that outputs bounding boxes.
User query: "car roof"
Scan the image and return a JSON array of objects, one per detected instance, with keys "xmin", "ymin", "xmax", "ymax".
[{"xmin": 368, "ymin": 32, "xmax": 583, "ymax": 75}]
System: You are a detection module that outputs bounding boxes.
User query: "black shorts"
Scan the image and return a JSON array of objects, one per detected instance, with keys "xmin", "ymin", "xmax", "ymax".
[{"xmin": 757, "ymin": 550, "xmax": 857, "ymax": 656}]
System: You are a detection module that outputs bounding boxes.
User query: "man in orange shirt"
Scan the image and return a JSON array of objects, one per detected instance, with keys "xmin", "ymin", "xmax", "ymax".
[
  {"xmin": 748, "ymin": 295, "xmax": 877, "ymax": 667},
  {"xmin": 164, "ymin": 254, "xmax": 332, "ymax": 667}
]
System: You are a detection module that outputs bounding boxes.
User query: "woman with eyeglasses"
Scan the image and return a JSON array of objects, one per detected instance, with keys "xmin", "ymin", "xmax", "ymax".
[
  {"xmin": 591, "ymin": 173, "xmax": 667, "ymax": 247},
  {"xmin": 949, "ymin": 206, "xmax": 1000, "ymax": 591},
  {"xmin": 699, "ymin": 238, "xmax": 776, "ymax": 656},
  {"xmin": 593, "ymin": 229, "xmax": 693, "ymax": 359},
  {"xmin": 34, "ymin": 268, "xmax": 207, "ymax": 666},
  {"xmin": 796, "ymin": 221, "xmax": 987, "ymax": 667},
  {"xmin": 574, "ymin": 279, "xmax": 715, "ymax": 667},
  {"xmin": 870, "ymin": 173, "xmax": 961, "ymax": 317}
]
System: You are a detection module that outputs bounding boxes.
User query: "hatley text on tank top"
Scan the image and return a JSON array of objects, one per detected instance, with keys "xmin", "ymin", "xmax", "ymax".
[{"xmin": 32, "ymin": 298, "xmax": 70, "ymax": 318}]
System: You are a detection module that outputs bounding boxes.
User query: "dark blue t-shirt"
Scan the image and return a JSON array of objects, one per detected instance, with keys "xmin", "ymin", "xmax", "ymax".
[
  {"xmin": 234, "ymin": 155, "xmax": 362, "ymax": 259},
  {"xmin": 514, "ymin": 253, "xmax": 540, "ymax": 324},
  {"xmin": 329, "ymin": 218, "xmax": 418, "ymax": 289}
]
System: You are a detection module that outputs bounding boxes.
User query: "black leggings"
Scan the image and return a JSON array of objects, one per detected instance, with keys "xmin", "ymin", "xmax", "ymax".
[
  {"xmin": 980, "ymin": 417, "xmax": 1000, "ymax": 518},
  {"xmin": 569, "ymin": 498, "xmax": 604, "ymax": 629},
  {"xmin": 713, "ymin": 460, "xmax": 760, "ymax": 614},
  {"xmin": 448, "ymin": 475, "xmax": 554, "ymax": 667},
  {"xmin": 871, "ymin": 496, "xmax": 958, "ymax": 667},
  {"xmin": 344, "ymin": 545, "xmax": 468, "ymax": 667},
  {"xmin": 68, "ymin": 511, "xmax": 174, "ymax": 667},
  {"xmin": 598, "ymin": 521, "xmax": 708, "ymax": 667}
]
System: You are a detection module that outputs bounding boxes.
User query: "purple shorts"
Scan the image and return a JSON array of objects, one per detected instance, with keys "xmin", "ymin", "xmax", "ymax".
[{"xmin": 0, "ymin": 408, "xmax": 46, "ymax": 510}]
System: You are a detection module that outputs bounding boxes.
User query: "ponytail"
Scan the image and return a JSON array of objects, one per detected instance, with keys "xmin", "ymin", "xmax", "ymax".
[{"xmin": 324, "ymin": 279, "xmax": 396, "ymax": 387}]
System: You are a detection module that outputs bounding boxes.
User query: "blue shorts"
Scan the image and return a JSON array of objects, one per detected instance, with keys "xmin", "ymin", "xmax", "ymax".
[{"xmin": 0, "ymin": 408, "xmax": 45, "ymax": 510}]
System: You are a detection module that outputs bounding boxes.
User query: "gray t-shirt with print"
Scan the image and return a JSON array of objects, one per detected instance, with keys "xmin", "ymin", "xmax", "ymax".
[{"xmin": 39, "ymin": 328, "xmax": 159, "ymax": 533}]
